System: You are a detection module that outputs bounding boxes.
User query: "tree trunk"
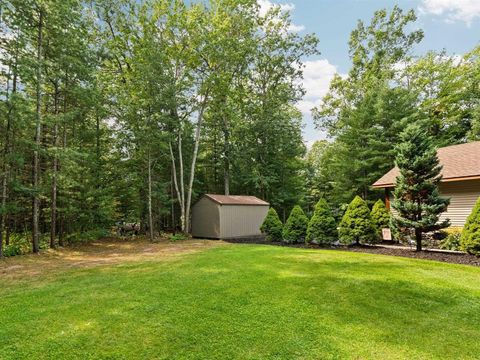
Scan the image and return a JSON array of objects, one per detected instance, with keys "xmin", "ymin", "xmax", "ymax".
[
  {"xmin": 95, "ymin": 114, "xmax": 101, "ymax": 184},
  {"xmin": 50, "ymin": 83, "xmax": 59, "ymax": 248},
  {"xmin": 1, "ymin": 34, "xmax": 19, "ymax": 256},
  {"xmin": 147, "ymin": 151, "xmax": 154, "ymax": 241},
  {"xmin": 32, "ymin": 8, "xmax": 43, "ymax": 254},
  {"xmin": 1, "ymin": 71, "xmax": 10, "ymax": 257},
  {"xmin": 223, "ymin": 122, "xmax": 230, "ymax": 196},
  {"xmin": 178, "ymin": 133, "xmax": 185, "ymax": 232},
  {"xmin": 59, "ymin": 216, "xmax": 64, "ymax": 247},
  {"xmin": 169, "ymin": 141, "xmax": 184, "ymax": 232},
  {"xmin": 415, "ymin": 228, "xmax": 422, "ymax": 252},
  {"xmin": 185, "ymin": 92, "xmax": 209, "ymax": 233},
  {"xmin": 5, "ymin": 217, "xmax": 10, "ymax": 246},
  {"xmin": 171, "ymin": 170, "xmax": 175, "ymax": 231},
  {"xmin": 58, "ymin": 73, "xmax": 68, "ymax": 248}
]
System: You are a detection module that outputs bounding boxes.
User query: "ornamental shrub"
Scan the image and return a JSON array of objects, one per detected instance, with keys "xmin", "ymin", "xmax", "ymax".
[
  {"xmin": 460, "ymin": 197, "xmax": 480, "ymax": 255},
  {"xmin": 338, "ymin": 196, "xmax": 376, "ymax": 245},
  {"xmin": 370, "ymin": 199, "xmax": 390, "ymax": 242},
  {"xmin": 282, "ymin": 205, "xmax": 308, "ymax": 244},
  {"xmin": 306, "ymin": 199, "xmax": 337, "ymax": 245},
  {"xmin": 3, "ymin": 233, "xmax": 31, "ymax": 257},
  {"xmin": 260, "ymin": 208, "xmax": 283, "ymax": 242},
  {"xmin": 440, "ymin": 227, "xmax": 462, "ymax": 251}
]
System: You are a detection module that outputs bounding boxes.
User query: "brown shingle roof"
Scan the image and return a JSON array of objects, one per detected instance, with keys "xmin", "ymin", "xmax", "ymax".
[
  {"xmin": 204, "ymin": 194, "xmax": 270, "ymax": 206},
  {"xmin": 373, "ymin": 141, "xmax": 480, "ymax": 188}
]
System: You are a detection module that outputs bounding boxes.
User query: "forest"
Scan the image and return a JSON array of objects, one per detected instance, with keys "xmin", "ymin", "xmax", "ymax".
[{"xmin": 0, "ymin": 0, "xmax": 479, "ymax": 256}]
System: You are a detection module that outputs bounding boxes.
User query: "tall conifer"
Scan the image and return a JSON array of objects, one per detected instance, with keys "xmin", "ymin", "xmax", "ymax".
[{"xmin": 392, "ymin": 123, "xmax": 450, "ymax": 251}]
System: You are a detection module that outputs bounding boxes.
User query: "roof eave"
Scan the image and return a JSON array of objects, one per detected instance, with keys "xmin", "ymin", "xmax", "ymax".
[
  {"xmin": 203, "ymin": 194, "xmax": 270, "ymax": 206},
  {"xmin": 372, "ymin": 183, "xmax": 394, "ymax": 189},
  {"xmin": 441, "ymin": 175, "xmax": 480, "ymax": 183},
  {"xmin": 372, "ymin": 174, "xmax": 480, "ymax": 189}
]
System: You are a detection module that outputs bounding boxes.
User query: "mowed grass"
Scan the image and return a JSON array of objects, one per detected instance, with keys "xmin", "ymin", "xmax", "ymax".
[{"xmin": 1, "ymin": 243, "xmax": 480, "ymax": 359}]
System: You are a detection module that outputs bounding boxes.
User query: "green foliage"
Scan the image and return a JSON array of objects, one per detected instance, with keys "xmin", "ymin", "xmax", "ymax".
[
  {"xmin": 169, "ymin": 233, "xmax": 188, "ymax": 242},
  {"xmin": 260, "ymin": 208, "xmax": 283, "ymax": 242},
  {"xmin": 309, "ymin": 7, "xmax": 478, "ymax": 213},
  {"xmin": 1, "ymin": 0, "xmax": 479, "ymax": 256},
  {"xmin": 460, "ymin": 197, "xmax": 480, "ymax": 255},
  {"xmin": 440, "ymin": 228, "xmax": 462, "ymax": 251},
  {"xmin": 392, "ymin": 123, "xmax": 450, "ymax": 250},
  {"xmin": 66, "ymin": 229, "xmax": 110, "ymax": 244},
  {"xmin": 371, "ymin": 199, "xmax": 390, "ymax": 240},
  {"xmin": 306, "ymin": 199, "xmax": 337, "ymax": 244},
  {"xmin": 0, "ymin": 0, "xmax": 319, "ymax": 250},
  {"xmin": 338, "ymin": 196, "xmax": 376, "ymax": 245},
  {"xmin": 282, "ymin": 205, "xmax": 308, "ymax": 244},
  {"xmin": 3, "ymin": 234, "xmax": 31, "ymax": 257},
  {"xmin": 312, "ymin": 7, "xmax": 422, "ymax": 205}
]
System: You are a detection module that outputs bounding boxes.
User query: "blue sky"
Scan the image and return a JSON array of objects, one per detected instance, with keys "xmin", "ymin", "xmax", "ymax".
[{"xmin": 261, "ymin": 0, "xmax": 480, "ymax": 145}]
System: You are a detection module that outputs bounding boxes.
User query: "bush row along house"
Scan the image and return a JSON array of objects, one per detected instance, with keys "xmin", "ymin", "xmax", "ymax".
[
  {"xmin": 192, "ymin": 142, "xmax": 480, "ymax": 240},
  {"xmin": 373, "ymin": 141, "xmax": 480, "ymax": 227}
]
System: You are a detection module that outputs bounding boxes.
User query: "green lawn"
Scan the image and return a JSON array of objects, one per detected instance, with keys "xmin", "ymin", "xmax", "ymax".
[{"xmin": 1, "ymin": 243, "xmax": 480, "ymax": 359}]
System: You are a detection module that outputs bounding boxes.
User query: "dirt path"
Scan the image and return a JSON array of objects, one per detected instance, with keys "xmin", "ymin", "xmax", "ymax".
[{"xmin": 0, "ymin": 237, "xmax": 226, "ymax": 281}]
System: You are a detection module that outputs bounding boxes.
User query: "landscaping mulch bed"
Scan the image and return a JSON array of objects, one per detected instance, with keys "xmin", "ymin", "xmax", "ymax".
[
  {"xmin": 341, "ymin": 245, "xmax": 480, "ymax": 266},
  {"xmin": 224, "ymin": 238, "xmax": 480, "ymax": 266}
]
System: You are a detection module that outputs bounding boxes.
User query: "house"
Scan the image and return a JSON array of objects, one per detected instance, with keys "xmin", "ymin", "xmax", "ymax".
[
  {"xmin": 373, "ymin": 141, "xmax": 480, "ymax": 227},
  {"xmin": 191, "ymin": 194, "xmax": 270, "ymax": 239}
]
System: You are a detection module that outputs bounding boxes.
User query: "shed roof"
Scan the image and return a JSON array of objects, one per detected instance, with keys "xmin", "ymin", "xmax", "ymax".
[
  {"xmin": 203, "ymin": 194, "xmax": 269, "ymax": 206},
  {"xmin": 373, "ymin": 141, "xmax": 480, "ymax": 188}
]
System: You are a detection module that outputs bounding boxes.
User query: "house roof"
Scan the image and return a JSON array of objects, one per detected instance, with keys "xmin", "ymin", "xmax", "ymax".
[
  {"xmin": 373, "ymin": 141, "xmax": 480, "ymax": 188},
  {"xmin": 203, "ymin": 194, "xmax": 269, "ymax": 206}
]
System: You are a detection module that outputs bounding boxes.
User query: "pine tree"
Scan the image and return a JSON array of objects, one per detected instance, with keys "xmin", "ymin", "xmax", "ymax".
[
  {"xmin": 371, "ymin": 199, "xmax": 390, "ymax": 241},
  {"xmin": 282, "ymin": 205, "xmax": 308, "ymax": 244},
  {"xmin": 306, "ymin": 199, "xmax": 337, "ymax": 244},
  {"xmin": 338, "ymin": 196, "xmax": 376, "ymax": 245},
  {"xmin": 392, "ymin": 123, "xmax": 450, "ymax": 251},
  {"xmin": 460, "ymin": 197, "xmax": 480, "ymax": 255},
  {"xmin": 260, "ymin": 208, "xmax": 283, "ymax": 242}
]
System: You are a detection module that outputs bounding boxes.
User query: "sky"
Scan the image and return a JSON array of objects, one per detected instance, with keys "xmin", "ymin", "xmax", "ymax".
[{"xmin": 261, "ymin": 0, "xmax": 480, "ymax": 146}]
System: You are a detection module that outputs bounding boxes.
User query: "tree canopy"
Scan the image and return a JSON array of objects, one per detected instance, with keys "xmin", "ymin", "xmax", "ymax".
[
  {"xmin": 0, "ymin": 0, "xmax": 317, "ymax": 255},
  {"xmin": 1, "ymin": 1, "xmax": 479, "ymax": 256}
]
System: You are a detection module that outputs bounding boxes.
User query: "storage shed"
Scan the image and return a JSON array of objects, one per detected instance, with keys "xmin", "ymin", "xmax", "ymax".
[{"xmin": 191, "ymin": 194, "xmax": 270, "ymax": 239}]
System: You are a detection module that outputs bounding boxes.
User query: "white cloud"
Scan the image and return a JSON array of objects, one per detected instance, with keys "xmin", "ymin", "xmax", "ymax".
[
  {"xmin": 297, "ymin": 59, "xmax": 344, "ymax": 116},
  {"xmin": 258, "ymin": 0, "xmax": 294, "ymax": 16},
  {"xmin": 419, "ymin": 0, "xmax": 480, "ymax": 26},
  {"xmin": 288, "ymin": 23, "xmax": 306, "ymax": 32},
  {"xmin": 258, "ymin": 0, "xmax": 305, "ymax": 32}
]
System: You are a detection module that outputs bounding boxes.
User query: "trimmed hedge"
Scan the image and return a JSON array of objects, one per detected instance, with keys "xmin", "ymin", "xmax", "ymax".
[
  {"xmin": 260, "ymin": 208, "xmax": 283, "ymax": 242},
  {"xmin": 338, "ymin": 196, "xmax": 376, "ymax": 245},
  {"xmin": 371, "ymin": 199, "xmax": 390, "ymax": 242},
  {"xmin": 282, "ymin": 205, "xmax": 308, "ymax": 244},
  {"xmin": 460, "ymin": 197, "xmax": 480, "ymax": 255},
  {"xmin": 306, "ymin": 199, "xmax": 337, "ymax": 245}
]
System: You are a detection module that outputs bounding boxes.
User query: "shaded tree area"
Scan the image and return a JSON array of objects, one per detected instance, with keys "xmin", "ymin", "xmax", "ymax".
[
  {"xmin": 0, "ymin": 0, "xmax": 318, "ymax": 254},
  {"xmin": 1, "ymin": 1, "xmax": 478, "ymax": 256}
]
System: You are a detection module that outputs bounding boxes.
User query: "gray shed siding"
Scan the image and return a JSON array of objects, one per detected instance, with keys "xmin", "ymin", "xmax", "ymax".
[
  {"xmin": 219, "ymin": 205, "xmax": 269, "ymax": 239},
  {"xmin": 191, "ymin": 197, "xmax": 221, "ymax": 238}
]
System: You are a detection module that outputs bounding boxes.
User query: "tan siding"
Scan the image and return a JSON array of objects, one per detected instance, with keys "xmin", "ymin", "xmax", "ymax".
[
  {"xmin": 220, "ymin": 205, "xmax": 269, "ymax": 239},
  {"xmin": 388, "ymin": 179, "xmax": 480, "ymax": 227},
  {"xmin": 191, "ymin": 197, "xmax": 221, "ymax": 238},
  {"xmin": 439, "ymin": 180, "xmax": 480, "ymax": 227},
  {"xmin": 389, "ymin": 193, "xmax": 397, "ymax": 217}
]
